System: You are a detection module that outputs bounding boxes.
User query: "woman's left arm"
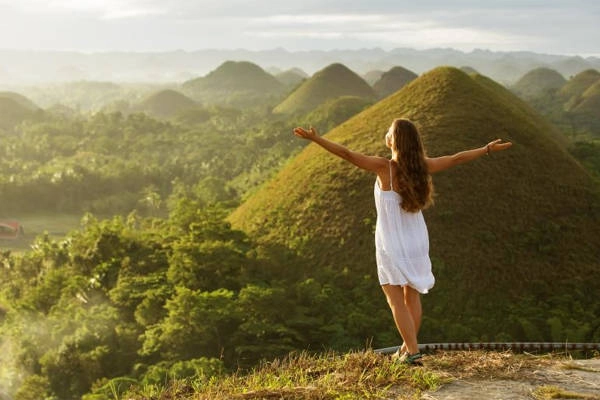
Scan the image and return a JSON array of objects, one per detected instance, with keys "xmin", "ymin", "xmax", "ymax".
[{"xmin": 426, "ymin": 139, "xmax": 512, "ymax": 173}]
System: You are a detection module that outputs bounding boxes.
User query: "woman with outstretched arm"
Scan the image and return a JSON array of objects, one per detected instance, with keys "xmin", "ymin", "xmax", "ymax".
[{"xmin": 293, "ymin": 119, "xmax": 512, "ymax": 365}]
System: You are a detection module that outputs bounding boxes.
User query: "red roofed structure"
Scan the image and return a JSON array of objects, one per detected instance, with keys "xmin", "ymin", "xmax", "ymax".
[{"xmin": 0, "ymin": 221, "xmax": 24, "ymax": 239}]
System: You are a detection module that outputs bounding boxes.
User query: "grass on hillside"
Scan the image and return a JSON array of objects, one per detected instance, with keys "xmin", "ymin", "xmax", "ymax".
[{"xmin": 119, "ymin": 350, "xmax": 578, "ymax": 400}]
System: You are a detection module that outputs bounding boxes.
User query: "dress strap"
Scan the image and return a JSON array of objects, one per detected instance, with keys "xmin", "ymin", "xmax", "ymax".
[{"xmin": 388, "ymin": 160, "xmax": 393, "ymax": 191}]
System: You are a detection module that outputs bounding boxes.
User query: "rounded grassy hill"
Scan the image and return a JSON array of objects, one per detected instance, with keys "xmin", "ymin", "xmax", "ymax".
[
  {"xmin": 373, "ymin": 66, "xmax": 418, "ymax": 99},
  {"xmin": 135, "ymin": 89, "xmax": 197, "ymax": 119},
  {"xmin": 572, "ymin": 80, "xmax": 600, "ymax": 115},
  {"xmin": 363, "ymin": 70, "xmax": 385, "ymax": 86},
  {"xmin": 559, "ymin": 69, "xmax": 600, "ymax": 102},
  {"xmin": 229, "ymin": 66, "xmax": 600, "ymax": 342},
  {"xmin": 460, "ymin": 66, "xmax": 479, "ymax": 75},
  {"xmin": 273, "ymin": 63, "xmax": 377, "ymax": 115},
  {"xmin": 512, "ymin": 67, "xmax": 566, "ymax": 99},
  {"xmin": 275, "ymin": 68, "xmax": 308, "ymax": 87},
  {"xmin": 0, "ymin": 96, "xmax": 41, "ymax": 131},
  {"xmin": 182, "ymin": 61, "xmax": 285, "ymax": 106},
  {"xmin": 301, "ymin": 95, "xmax": 373, "ymax": 133},
  {"xmin": 0, "ymin": 91, "xmax": 39, "ymax": 111}
]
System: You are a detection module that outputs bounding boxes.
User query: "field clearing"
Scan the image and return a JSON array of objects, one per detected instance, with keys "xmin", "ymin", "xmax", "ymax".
[{"xmin": 0, "ymin": 213, "xmax": 85, "ymax": 253}]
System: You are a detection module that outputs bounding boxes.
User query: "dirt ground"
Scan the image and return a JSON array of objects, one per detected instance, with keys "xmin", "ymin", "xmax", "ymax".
[{"xmin": 420, "ymin": 358, "xmax": 600, "ymax": 400}]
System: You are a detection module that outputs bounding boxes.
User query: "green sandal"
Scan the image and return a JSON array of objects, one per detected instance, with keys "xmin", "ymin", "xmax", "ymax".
[{"xmin": 399, "ymin": 352, "xmax": 423, "ymax": 366}]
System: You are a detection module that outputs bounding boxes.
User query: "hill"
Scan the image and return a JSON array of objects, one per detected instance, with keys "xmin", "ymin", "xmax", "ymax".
[
  {"xmin": 273, "ymin": 63, "xmax": 376, "ymax": 115},
  {"xmin": 182, "ymin": 61, "xmax": 285, "ymax": 107},
  {"xmin": 559, "ymin": 69, "xmax": 600, "ymax": 103},
  {"xmin": 572, "ymin": 80, "xmax": 600, "ymax": 115},
  {"xmin": 0, "ymin": 97, "xmax": 41, "ymax": 131},
  {"xmin": 274, "ymin": 68, "xmax": 308, "ymax": 87},
  {"xmin": 0, "ymin": 91, "xmax": 39, "ymax": 111},
  {"xmin": 373, "ymin": 66, "xmax": 418, "ymax": 98},
  {"xmin": 363, "ymin": 70, "xmax": 385, "ymax": 85},
  {"xmin": 301, "ymin": 95, "xmax": 373, "ymax": 133},
  {"xmin": 230, "ymin": 67, "xmax": 600, "ymax": 342},
  {"xmin": 512, "ymin": 67, "xmax": 566, "ymax": 99},
  {"xmin": 134, "ymin": 89, "xmax": 197, "ymax": 118},
  {"xmin": 460, "ymin": 66, "xmax": 479, "ymax": 75}
]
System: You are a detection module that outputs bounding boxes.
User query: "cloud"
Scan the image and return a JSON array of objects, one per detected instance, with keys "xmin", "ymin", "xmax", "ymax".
[
  {"xmin": 0, "ymin": 0, "xmax": 596, "ymax": 53},
  {"xmin": 243, "ymin": 13, "xmax": 532, "ymax": 51}
]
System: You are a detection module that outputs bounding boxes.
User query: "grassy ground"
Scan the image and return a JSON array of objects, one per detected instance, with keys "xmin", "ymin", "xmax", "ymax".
[
  {"xmin": 0, "ymin": 214, "xmax": 83, "ymax": 253},
  {"xmin": 120, "ymin": 350, "xmax": 600, "ymax": 400}
]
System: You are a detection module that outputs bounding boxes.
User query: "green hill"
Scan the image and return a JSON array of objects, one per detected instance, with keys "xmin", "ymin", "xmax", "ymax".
[
  {"xmin": 572, "ymin": 80, "xmax": 600, "ymax": 115},
  {"xmin": 273, "ymin": 63, "xmax": 377, "ymax": 115},
  {"xmin": 301, "ymin": 95, "xmax": 373, "ymax": 133},
  {"xmin": 460, "ymin": 66, "xmax": 479, "ymax": 75},
  {"xmin": 134, "ymin": 89, "xmax": 197, "ymax": 119},
  {"xmin": 373, "ymin": 66, "xmax": 418, "ymax": 98},
  {"xmin": 363, "ymin": 70, "xmax": 385, "ymax": 86},
  {"xmin": 559, "ymin": 69, "xmax": 600, "ymax": 103},
  {"xmin": 0, "ymin": 97, "xmax": 40, "ymax": 131},
  {"xmin": 512, "ymin": 67, "xmax": 566, "ymax": 99},
  {"xmin": 182, "ymin": 61, "xmax": 285, "ymax": 107},
  {"xmin": 275, "ymin": 68, "xmax": 308, "ymax": 87},
  {"xmin": 230, "ymin": 66, "xmax": 600, "ymax": 341},
  {"xmin": 0, "ymin": 91, "xmax": 39, "ymax": 111}
]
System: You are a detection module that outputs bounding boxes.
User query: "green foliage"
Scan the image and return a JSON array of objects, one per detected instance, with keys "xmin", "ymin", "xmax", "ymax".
[{"xmin": 0, "ymin": 103, "xmax": 306, "ymax": 216}]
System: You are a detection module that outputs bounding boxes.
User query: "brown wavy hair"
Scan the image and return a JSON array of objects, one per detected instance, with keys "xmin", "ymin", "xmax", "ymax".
[{"xmin": 391, "ymin": 119, "xmax": 434, "ymax": 212}]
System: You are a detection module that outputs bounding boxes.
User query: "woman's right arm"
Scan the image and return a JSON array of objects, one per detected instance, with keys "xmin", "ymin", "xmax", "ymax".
[{"xmin": 294, "ymin": 126, "xmax": 387, "ymax": 173}]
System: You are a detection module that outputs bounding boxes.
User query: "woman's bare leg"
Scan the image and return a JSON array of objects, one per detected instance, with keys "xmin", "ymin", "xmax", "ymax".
[
  {"xmin": 400, "ymin": 286, "xmax": 422, "ymax": 353},
  {"xmin": 381, "ymin": 284, "xmax": 419, "ymax": 355}
]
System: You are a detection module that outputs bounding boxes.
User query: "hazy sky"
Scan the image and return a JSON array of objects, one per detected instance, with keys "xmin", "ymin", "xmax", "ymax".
[{"xmin": 0, "ymin": 0, "xmax": 598, "ymax": 55}]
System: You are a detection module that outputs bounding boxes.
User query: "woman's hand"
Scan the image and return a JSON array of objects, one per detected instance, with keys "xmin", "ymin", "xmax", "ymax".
[
  {"xmin": 486, "ymin": 138, "xmax": 512, "ymax": 154},
  {"xmin": 293, "ymin": 126, "xmax": 319, "ymax": 140}
]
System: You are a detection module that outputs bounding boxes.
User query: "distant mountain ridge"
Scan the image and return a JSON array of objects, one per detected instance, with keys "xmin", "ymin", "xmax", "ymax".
[{"xmin": 0, "ymin": 48, "xmax": 598, "ymax": 85}]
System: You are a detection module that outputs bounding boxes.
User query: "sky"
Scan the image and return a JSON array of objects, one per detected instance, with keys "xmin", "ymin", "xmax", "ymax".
[{"xmin": 0, "ymin": 0, "xmax": 598, "ymax": 56}]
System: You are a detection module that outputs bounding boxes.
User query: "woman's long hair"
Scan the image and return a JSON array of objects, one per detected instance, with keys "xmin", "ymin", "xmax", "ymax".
[{"xmin": 392, "ymin": 119, "xmax": 434, "ymax": 212}]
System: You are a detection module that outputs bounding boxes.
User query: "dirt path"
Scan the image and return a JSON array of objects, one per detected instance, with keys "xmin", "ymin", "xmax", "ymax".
[{"xmin": 421, "ymin": 359, "xmax": 600, "ymax": 399}]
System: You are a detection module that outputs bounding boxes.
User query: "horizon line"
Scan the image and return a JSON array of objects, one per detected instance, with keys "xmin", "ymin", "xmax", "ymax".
[{"xmin": 0, "ymin": 46, "xmax": 598, "ymax": 59}]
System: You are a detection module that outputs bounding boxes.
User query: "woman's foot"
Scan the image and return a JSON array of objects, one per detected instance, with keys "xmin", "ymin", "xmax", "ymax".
[{"xmin": 402, "ymin": 352, "xmax": 423, "ymax": 366}]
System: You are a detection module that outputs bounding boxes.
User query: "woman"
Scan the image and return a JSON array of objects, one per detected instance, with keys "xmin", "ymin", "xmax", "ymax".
[{"xmin": 293, "ymin": 118, "xmax": 512, "ymax": 364}]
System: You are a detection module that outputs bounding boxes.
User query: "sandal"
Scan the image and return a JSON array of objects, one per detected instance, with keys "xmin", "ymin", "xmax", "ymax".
[{"xmin": 399, "ymin": 352, "xmax": 423, "ymax": 366}]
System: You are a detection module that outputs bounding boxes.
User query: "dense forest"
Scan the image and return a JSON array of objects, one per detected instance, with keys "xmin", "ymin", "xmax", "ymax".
[{"xmin": 0, "ymin": 62, "xmax": 599, "ymax": 400}]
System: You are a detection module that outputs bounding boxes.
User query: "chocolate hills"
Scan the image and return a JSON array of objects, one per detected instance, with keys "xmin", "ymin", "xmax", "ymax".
[
  {"xmin": 0, "ymin": 91, "xmax": 39, "ymax": 111},
  {"xmin": 559, "ymin": 69, "xmax": 600, "ymax": 104},
  {"xmin": 134, "ymin": 89, "xmax": 197, "ymax": 119},
  {"xmin": 0, "ymin": 92, "xmax": 41, "ymax": 131},
  {"xmin": 182, "ymin": 61, "xmax": 286, "ymax": 107},
  {"xmin": 572, "ymin": 80, "xmax": 600, "ymax": 115},
  {"xmin": 273, "ymin": 63, "xmax": 377, "ymax": 115},
  {"xmin": 301, "ymin": 95, "xmax": 373, "ymax": 133},
  {"xmin": 230, "ymin": 67, "xmax": 600, "ymax": 342},
  {"xmin": 511, "ymin": 67, "xmax": 566, "ymax": 99},
  {"xmin": 363, "ymin": 70, "xmax": 385, "ymax": 86},
  {"xmin": 275, "ymin": 68, "xmax": 308, "ymax": 87},
  {"xmin": 372, "ymin": 66, "xmax": 418, "ymax": 99}
]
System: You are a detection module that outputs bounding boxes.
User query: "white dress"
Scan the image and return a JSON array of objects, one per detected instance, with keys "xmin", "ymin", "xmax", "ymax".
[{"xmin": 374, "ymin": 160, "xmax": 435, "ymax": 293}]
